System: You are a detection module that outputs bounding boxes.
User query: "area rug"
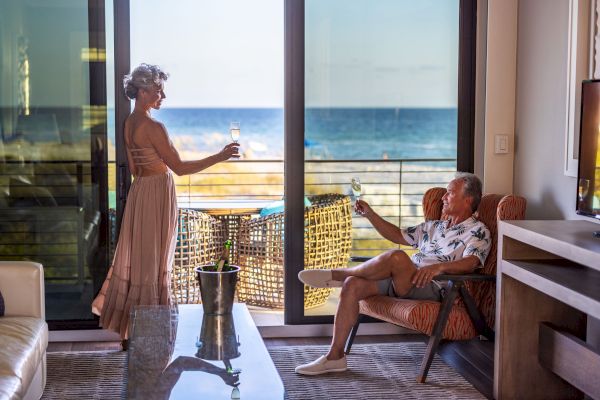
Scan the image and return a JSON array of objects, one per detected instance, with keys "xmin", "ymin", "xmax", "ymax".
[
  {"xmin": 43, "ymin": 343, "xmax": 484, "ymax": 399},
  {"xmin": 268, "ymin": 343, "xmax": 485, "ymax": 400},
  {"xmin": 42, "ymin": 351, "xmax": 127, "ymax": 399}
]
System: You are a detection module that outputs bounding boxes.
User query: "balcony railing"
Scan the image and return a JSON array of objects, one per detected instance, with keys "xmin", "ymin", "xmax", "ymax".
[
  {"xmin": 1, "ymin": 158, "xmax": 455, "ymax": 281},
  {"xmin": 164, "ymin": 158, "xmax": 457, "ymax": 257}
]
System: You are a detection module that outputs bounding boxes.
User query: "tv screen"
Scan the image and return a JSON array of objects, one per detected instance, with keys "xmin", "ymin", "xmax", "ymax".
[{"xmin": 577, "ymin": 80, "xmax": 600, "ymax": 219}]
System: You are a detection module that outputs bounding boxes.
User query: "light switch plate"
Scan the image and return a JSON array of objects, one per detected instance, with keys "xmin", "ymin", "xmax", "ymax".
[{"xmin": 495, "ymin": 134, "xmax": 509, "ymax": 154}]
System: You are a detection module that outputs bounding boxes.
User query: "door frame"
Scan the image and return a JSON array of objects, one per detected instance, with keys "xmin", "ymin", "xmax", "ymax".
[{"xmin": 283, "ymin": 0, "xmax": 478, "ymax": 324}]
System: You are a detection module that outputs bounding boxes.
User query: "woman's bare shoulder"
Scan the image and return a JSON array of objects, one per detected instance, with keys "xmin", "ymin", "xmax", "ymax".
[{"xmin": 127, "ymin": 115, "xmax": 167, "ymax": 135}]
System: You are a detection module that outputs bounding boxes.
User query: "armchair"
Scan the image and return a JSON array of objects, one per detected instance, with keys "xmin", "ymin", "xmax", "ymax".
[
  {"xmin": 171, "ymin": 209, "xmax": 228, "ymax": 304},
  {"xmin": 344, "ymin": 188, "xmax": 527, "ymax": 382},
  {"xmin": 236, "ymin": 194, "xmax": 352, "ymax": 309}
]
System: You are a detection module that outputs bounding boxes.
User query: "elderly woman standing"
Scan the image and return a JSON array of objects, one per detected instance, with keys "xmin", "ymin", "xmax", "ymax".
[{"xmin": 92, "ymin": 64, "xmax": 239, "ymax": 344}]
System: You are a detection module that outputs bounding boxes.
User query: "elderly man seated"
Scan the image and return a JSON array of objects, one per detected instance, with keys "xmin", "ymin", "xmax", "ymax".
[{"xmin": 296, "ymin": 172, "xmax": 491, "ymax": 375}]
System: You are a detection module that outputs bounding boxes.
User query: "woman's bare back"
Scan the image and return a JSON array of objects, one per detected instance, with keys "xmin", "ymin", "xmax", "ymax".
[{"xmin": 124, "ymin": 113, "xmax": 169, "ymax": 177}]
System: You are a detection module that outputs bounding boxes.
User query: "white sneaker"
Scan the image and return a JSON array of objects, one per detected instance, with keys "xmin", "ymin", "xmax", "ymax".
[
  {"xmin": 295, "ymin": 355, "xmax": 347, "ymax": 375},
  {"xmin": 298, "ymin": 269, "xmax": 343, "ymax": 288}
]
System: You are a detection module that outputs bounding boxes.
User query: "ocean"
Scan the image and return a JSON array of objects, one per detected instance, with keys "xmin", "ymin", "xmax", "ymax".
[{"xmin": 150, "ymin": 107, "xmax": 457, "ymax": 160}]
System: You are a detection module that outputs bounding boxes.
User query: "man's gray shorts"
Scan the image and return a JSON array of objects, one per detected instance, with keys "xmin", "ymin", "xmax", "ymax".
[{"xmin": 376, "ymin": 278, "xmax": 444, "ymax": 301}]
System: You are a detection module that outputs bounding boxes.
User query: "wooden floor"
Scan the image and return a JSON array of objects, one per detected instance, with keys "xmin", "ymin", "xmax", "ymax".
[{"xmin": 48, "ymin": 334, "xmax": 493, "ymax": 399}]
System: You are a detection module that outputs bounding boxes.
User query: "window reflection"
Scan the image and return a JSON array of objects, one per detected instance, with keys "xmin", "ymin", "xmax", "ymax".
[{"xmin": 0, "ymin": 0, "xmax": 109, "ymax": 323}]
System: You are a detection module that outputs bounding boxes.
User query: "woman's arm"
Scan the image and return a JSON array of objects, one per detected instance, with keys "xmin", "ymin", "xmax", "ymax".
[{"xmin": 149, "ymin": 122, "xmax": 240, "ymax": 176}]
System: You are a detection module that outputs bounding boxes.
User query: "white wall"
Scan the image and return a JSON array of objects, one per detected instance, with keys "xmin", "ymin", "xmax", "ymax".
[
  {"xmin": 513, "ymin": 0, "xmax": 594, "ymax": 221},
  {"xmin": 483, "ymin": 0, "xmax": 518, "ymax": 195}
]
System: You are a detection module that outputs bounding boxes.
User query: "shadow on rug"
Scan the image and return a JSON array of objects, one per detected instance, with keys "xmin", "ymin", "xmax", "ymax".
[
  {"xmin": 43, "ymin": 351, "xmax": 127, "ymax": 400},
  {"xmin": 268, "ymin": 342, "xmax": 485, "ymax": 400}
]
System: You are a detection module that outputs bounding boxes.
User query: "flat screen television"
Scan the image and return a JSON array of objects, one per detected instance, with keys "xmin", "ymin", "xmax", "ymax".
[{"xmin": 576, "ymin": 80, "xmax": 600, "ymax": 223}]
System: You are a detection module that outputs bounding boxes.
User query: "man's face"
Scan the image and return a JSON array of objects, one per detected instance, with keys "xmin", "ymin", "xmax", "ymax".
[{"xmin": 442, "ymin": 179, "xmax": 472, "ymax": 216}]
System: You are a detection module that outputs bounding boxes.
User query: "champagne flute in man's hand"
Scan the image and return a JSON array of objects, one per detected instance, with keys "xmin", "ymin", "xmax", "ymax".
[
  {"xmin": 230, "ymin": 121, "xmax": 240, "ymax": 143},
  {"xmin": 351, "ymin": 177, "xmax": 363, "ymax": 215}
]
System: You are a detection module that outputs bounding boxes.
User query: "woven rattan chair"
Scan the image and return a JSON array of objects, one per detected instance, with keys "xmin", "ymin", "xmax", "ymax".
[
  {"xmin": 237, "ymin": 194, "xmax": 352, "ymax": 309},
  {"xmin": 345, "ymin": 187, "xmax": 527, "ymax": 383},
  {"xmin": 171, "ymin": 209, "xmax": 227, "ymax": 304}
]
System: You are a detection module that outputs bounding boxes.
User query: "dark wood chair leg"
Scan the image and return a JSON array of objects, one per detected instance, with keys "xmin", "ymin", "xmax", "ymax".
[
  {"xmin": 345, "ymin": 314, "xmax": 363, "ymax": 354},
  {"xmin": 417, "ymin": 281, "xmax": 461, "ymax": 383},
  {"xmin": 459, "ymin": 285, "xmax": 495, "ymax": 341}
]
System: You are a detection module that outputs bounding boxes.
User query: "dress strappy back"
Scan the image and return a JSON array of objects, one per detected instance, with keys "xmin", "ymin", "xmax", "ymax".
[
  {"xmin": 129, "ymin": 146, "xmax": 163, "ymax": 175},
  {"xmin": 125, "ymin": 120, "xmax": 164, "ymax": 176}
]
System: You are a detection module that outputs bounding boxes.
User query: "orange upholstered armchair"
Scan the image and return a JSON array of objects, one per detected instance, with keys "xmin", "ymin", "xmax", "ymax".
[{"xmin": 344, "ymin": 187, "xmax": 527, "ymax": 383}]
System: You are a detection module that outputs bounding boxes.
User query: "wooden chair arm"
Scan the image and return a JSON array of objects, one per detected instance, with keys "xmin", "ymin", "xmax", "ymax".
[
  {"xmin": 351, "ymin": 257, "xmax": 495, "ymax": 282},
  {"xmin": 350, "ymin": 256, "xmax": 373, "ymax": 263},
  {"xmin": 434, "ymin": 274, "xmax": 495, "ymax": 282}
]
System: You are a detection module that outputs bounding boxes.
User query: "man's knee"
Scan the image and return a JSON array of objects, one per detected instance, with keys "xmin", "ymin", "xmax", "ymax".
[
  {"xmin": 340, "ymin": 276, "xmax": 370, "ymax": 299},
  {"xmin": 379, "ymin": 249, "xmax": 415, "ymax": 277},
  {"xmin": 382, "ymin": 249, "xmax": 411, "ymax": 266}
]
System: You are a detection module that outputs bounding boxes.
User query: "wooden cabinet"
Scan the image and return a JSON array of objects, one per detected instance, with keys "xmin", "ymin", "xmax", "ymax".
[{"xmin": 495, "ymin": 220, "xmax": 600, "ymax": 399}]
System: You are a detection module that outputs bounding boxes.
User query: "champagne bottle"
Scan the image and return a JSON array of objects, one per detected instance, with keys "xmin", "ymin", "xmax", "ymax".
[{"xmin": 216, "ymin": 240, "xmax": 232, "ymax": 272}]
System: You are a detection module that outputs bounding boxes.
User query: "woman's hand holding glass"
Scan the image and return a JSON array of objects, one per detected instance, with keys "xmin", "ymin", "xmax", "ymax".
[{"xmin": 218, "ymin": 142, "xmax": 241, "ymax": 161}]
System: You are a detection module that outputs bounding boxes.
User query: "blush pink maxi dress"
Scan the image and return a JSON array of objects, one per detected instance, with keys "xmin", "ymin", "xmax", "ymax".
[{"xmin": 91, "ymin": 143, "xmax": 178, "ymax": 339}]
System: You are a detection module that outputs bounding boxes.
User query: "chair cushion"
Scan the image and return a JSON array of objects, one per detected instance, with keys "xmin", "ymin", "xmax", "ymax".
[
  {"xmin": 259, "ymin": 196, "xmax": 312, "ymax": 217},
  {"xmin": 0, "ymin": 316, "xmax": 48, "ymax": 399},
  {"xmin": 359, "ymin": 295, "xmax": 478, "ymax": 341}
]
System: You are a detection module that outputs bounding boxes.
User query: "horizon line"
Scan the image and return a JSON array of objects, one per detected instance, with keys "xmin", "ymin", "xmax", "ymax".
[{"xmin": 152, "ymin": 106, "xmax": 458, "ymax": 110}]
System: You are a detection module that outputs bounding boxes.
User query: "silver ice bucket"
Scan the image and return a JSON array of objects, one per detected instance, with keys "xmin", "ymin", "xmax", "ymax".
[{"xmin": 195, "ymin": 265, "xmax": 240, "ymax": 315}]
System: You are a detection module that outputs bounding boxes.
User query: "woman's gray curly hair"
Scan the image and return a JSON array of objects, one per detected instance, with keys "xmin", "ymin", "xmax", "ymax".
[
  {"xmin": 454, "ymin": 172, "xmax": 483, "ymax": 213},
  {"xmin": 123, "ymin": 63, "xmax": 169, "ymax": 100}
]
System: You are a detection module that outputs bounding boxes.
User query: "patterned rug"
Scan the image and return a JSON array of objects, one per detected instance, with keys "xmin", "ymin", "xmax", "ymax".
[
  {"xmin": 43, "ymin": 343, "xmax": 484, "ymax": 399},
  {"xmin": 42, "ymin": 351, "xmax": 127, "ymax": 399},
  {"xmin": 270, "ymin": 343, "xmax": 485, "ymax": 400}
]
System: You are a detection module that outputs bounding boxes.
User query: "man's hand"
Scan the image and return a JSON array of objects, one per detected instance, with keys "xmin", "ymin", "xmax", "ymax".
[
  {"xmin": 355, "ymin": 199, "xmax": 374, "ymax": 217},
  {"xmin": 411, "ymin": 264, "xmax": 444, "ymax": 288}
]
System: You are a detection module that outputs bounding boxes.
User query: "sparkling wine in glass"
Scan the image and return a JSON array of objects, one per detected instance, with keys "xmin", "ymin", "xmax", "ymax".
[
  {"xmin": 351, "ymin": 177, "xmax": 362, "ymax": 201},
  {"xmin": 351, "ymin": 177, "xmax": 363, "ymax": 215},
  {"xmin": 230, "ymin": 121, "xmax": 240, "ymax": 143}
]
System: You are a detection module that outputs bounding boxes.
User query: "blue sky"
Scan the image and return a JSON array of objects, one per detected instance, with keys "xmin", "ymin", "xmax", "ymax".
[{"xmin": 131, "ymin": 0, "xmax": 458, "ymax": 108}]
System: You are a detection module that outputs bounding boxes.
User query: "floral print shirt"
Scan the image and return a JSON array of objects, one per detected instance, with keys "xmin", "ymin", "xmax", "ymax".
[{"xmin": 401, "ymin": 216, "xmax": 491, "ymax": 270}]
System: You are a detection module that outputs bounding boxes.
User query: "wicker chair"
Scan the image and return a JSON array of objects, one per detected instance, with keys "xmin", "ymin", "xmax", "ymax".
[
  {"xmin": 171, "ymin": 209, "xmax": 228, "ymax": 304},
  {"xmin": 236, "ymin": 194, "xmax": 352, "ymax": 309},
  {"xmin": 345, "ymin": 187, "xmax": 527, "ymax": 383}
]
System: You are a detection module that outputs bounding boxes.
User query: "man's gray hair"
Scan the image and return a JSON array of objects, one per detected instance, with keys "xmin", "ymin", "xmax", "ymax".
[
  {"xmin": 123, "ymin": 63, "xmax": 169, "ymax": 100},
  {"xmin": 454, "ymin": 172, "xmax": 482, "ymax": 213}
]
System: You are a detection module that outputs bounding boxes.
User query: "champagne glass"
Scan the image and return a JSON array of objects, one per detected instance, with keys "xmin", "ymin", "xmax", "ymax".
[
  {"xmin": 230, "ymin": 121, "xmax": 240, "ymax": 143},
  {"xmin": 351, "ymin": 177, "xmax": 362, "ymax": 200},
  {"xmin": 351, "ymin": 177, "xmax": 362, "ymax": 215}
]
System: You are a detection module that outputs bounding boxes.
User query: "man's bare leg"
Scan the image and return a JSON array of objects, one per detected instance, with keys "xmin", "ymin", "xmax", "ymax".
[
  {"xmin": 325, "ymin": 277, "xmax": 379, "ymax": 360},
  {"xmin": 331, "ymin": 249, "xmax": 417, "ymax": 295},
  {"xmin": 325, "ymin": 251, "xmax": 419, "ymax": 360}
]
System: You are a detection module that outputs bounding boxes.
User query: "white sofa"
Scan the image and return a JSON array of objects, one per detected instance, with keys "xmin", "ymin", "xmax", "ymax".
[{"xmin": 0, "ymin": 262, "xmax": 48, "ymax": 400}]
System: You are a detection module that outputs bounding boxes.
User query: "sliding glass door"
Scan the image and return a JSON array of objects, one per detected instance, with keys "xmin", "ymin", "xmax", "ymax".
[
  {"xmin": 285, "ymin": 0, "xmax": 475, "ymax": 323},
  {"xmin": 0, "ymin": 0, "xmax": 110, "ymax": 327}
]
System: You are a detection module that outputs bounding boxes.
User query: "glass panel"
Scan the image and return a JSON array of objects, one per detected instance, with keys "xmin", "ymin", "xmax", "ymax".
[
  {"xmin": 0, "ymin": 0, "xmax": 109, "ymax": 323},
  {"xmin": 304, "ymin": 0, "xmax": 459, "ymax": 316},
  {"xmin": 129, "ymin": 1, "xmax": 284, "ymax": 312}
]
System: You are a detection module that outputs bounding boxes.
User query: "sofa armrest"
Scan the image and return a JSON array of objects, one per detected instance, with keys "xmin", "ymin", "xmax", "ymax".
[{"xmin": 0, "ymin": 261, "xmax": 45, "ymax": 319}]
